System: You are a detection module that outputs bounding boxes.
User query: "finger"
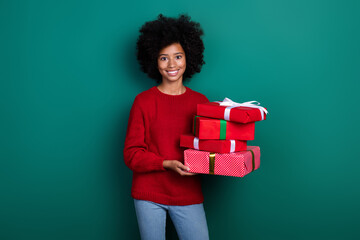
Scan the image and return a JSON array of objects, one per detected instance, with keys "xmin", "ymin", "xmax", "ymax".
[
  {"xmin": 182, "ymin": 172, "xmax": 198, "ymax": 176},
  {"xmin": 176, "ymin": 162, "xmax": 190, "ymax": 172},
  {"xmin": 177, "ymin": 168, "xmax": 197, "ymax": 176}
]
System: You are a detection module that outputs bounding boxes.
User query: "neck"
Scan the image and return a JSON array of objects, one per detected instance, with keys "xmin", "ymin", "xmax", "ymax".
[{"xmin": 157, "ymin": 80, "xmax": 186, "ymax": 95}]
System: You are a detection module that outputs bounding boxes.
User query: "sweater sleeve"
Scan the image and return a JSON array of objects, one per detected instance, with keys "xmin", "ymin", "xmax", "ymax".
[
  {"xmin": 202, "ymin": 95, "xmax": 210, "ymax": 103},
  {"xmin": 123, "ymin": 96, "xmax": 166, "ymax": 173}
]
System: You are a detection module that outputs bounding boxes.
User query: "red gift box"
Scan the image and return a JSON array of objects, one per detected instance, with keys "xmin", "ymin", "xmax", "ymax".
[
  {"xmin": 193, "ymin": 116, "xmax": 255, "ymax": 140},
  {"xmin": 197, "ymin": 99, "xmax": 267, "ymax": 124},
  {"xmin": 180, "ymin": 134, "xmax": 247, "ymax": 153},
  {"xmin": 184, "ymin": 146, "xmax": 260, "ymax": 177}
]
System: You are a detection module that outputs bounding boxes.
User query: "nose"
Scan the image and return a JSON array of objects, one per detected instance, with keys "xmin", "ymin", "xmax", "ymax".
[{"xmin": 168, "ymin": 58, "xmax": 176, "ymax": 68}]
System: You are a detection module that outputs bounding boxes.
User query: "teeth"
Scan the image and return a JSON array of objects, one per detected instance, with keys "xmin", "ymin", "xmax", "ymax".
[{"xmin": 167, "ymin": 70, "xmax": 178, "ymax": 73}]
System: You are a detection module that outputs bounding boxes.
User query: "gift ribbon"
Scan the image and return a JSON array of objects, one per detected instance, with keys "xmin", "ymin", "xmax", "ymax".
[
  {"xmin": 248, "ymin": 149, "xmax": 255, "ymax": 172},
  {"xmin": 230, "ymin": 140, "xmax": 235, "ymax": 153},
  {"xmin": 193, "ymin": 116, "xmax": 198, "ymax": 135},
  {"xmin": 219, "ymin": 119, "xmax": 227, "ymax": 139},
  {"xmin": 209, "ymin": 153, "xmax": 215, "ymax": 175},
  {"xmin": 193, "ymin": 137, "xmax": 199, "ymax": 150},
  {"xmin": 217, "ymin": 97, "xmax": 268, "ymax": 121}
]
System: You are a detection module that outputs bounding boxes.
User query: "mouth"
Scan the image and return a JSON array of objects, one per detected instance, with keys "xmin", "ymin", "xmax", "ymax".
[{"xmin": 166, "ymin": 69, "xmax": 180, "ymax": 76}]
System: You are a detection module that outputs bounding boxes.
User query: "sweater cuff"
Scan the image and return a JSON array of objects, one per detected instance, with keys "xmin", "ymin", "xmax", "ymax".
[{"xmin": 154, "ymin": 156, "xmax": 166, "ymax": 171}]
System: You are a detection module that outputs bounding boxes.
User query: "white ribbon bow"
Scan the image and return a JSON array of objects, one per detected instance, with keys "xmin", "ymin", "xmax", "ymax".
[{"xmin": 218, "ymin": 97, "xmax": 268, "ymax": 121}]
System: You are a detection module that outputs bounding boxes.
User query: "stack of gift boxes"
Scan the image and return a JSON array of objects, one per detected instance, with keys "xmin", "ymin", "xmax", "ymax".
[{"xmin": 180, "ymin": 98, "xmax": 268, "ymax": 177}]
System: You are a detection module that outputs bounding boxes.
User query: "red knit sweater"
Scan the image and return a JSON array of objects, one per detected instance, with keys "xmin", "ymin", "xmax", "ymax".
[{"xmin": 124, "ymin": 86, "xmax": 209, "ymax": 205}]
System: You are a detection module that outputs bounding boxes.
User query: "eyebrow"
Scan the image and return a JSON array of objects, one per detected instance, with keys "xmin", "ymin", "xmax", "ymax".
[{"xmin": 159, "ymin": 52, "xmax": 184, "ymax": 56}]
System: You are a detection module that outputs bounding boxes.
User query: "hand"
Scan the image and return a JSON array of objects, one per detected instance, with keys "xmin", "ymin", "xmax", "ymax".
[{"xmin": 163, "ymin": 160, "xmax": 197, "ymax": 176}]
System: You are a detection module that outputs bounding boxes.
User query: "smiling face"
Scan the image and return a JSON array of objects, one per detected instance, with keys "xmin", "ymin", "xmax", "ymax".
[{"xmin": 157, "ymin": 42, "xmax": 186, "ymax": 83}]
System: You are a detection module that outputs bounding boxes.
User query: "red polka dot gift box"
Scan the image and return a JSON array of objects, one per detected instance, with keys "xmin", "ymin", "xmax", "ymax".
[
  {"xmin": 184, "ymin": 146, "xmax": 260, "ymax": 177},
  {"xmin": 180, "ymin": 134, "xmax": 247, "ymax": 154},
  {"xmin": 193, "ymin": 116, "xmax": 255, "ymax": 140},
  {"xmin": 197, "ymin": 98, "xmax": 268, "ymax": 124}
]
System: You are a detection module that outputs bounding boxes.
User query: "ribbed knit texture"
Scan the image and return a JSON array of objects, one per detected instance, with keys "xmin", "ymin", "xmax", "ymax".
[{"xmin": 124, "ymin": 86, "xmax": 209, "ymax": 205}]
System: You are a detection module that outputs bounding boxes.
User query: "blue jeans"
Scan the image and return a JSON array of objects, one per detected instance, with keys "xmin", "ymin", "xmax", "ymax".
[{"xmin": 134, "ymin": 199, "xmax": 209, "ymax": 240}]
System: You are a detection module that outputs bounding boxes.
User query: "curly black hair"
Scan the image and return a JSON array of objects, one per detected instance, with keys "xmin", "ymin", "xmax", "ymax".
[{"xmin": 136, "ymin": 14, "xmax": 205, "ymax": 83}]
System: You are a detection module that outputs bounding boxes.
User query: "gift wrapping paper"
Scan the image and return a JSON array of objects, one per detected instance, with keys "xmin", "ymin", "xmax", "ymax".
[
  {"xmin": 180, "ymin": 134, "xmax": 247, "ymax": 153},
  {"xmin": 184, "ymin": 146, "xmax": 260, "ymax": 177},
  {"xmin": 193, "ymin": 116, "xmax": 255, "ymax": 140},
  {"xmin": 197, "ymin": 101, "xmax": 267, "ymax": 124}
]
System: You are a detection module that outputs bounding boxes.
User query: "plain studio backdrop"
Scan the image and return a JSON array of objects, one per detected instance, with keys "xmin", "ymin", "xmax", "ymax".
[{"xmin": 1, "ymin": 0, "xmax": 359, "ymax": 239}]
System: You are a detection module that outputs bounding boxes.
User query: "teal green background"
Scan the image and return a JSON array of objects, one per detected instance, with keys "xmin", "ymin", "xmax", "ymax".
[{"xmin": 1, "ymin": 0, "xmax": 360, "ymax": 239}]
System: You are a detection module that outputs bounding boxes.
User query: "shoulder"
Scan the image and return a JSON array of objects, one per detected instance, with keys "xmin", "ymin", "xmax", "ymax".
[
  {"xmin": 133, "ymin": 86, "xmax": 157, "ymax": 105},
  {"xmin": 185, "ymin": 87, "xmax": 209, "ymax": 103}
]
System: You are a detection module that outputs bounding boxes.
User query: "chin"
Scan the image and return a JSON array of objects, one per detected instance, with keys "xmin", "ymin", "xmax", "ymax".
[{"xmin": 164, "ymin": 77, "xmax": 182, "ymax": 83}]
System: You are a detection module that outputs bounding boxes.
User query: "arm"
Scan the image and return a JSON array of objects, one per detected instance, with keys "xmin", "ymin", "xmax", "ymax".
[
  {"xmin": 162, "ymin": 93, "xmax": 208, "ymax": 176},
  {"xmin": 124, "ymin": 96, "xmax": 197, "ymax": 175},
  {"xmin": 123, "ymin": 96, "xmax": 166, "ymax": 173}
]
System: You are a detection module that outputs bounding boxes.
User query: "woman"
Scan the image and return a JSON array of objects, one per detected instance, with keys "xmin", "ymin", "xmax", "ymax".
[{"xmin": 124, "ymin": 14, "xmax": 209, "ymax": 240}]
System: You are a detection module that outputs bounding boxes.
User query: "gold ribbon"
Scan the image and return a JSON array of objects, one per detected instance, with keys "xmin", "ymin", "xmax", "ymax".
[
  {"xmin": 249, "ymin": 149, "xmax": 255, "ymax": 172},
  {"xmin": 209, "ymin": 153, "xmax": 215, "ymax": 174}
]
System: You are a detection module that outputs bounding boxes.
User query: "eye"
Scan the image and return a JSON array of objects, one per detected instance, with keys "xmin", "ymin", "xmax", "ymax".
[
  {"xmin": 160, "ymin": 57, "xmax": 167, "ymax": 61},
  {"xmin": 176, "ymin": 55, "xmax": 182, "ymax": 59}
]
